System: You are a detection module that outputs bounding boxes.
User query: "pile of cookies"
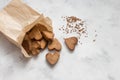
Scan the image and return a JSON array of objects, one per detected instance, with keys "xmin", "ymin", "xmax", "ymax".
[{"xmin": 22, "ymin": 24, "xmax": 78, "ymax": 65}]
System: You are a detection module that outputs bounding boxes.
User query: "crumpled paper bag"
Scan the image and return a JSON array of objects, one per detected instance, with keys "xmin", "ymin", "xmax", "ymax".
[{"xmin": 0, "ymin": 0, "xmax": 53, "ymax": 57}]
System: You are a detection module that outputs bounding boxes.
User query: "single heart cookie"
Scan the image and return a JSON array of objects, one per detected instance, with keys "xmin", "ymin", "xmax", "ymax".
[
  {"xmin": 42, "ymin": 31, "xmax": 54, "ymax": 41},
  {"xmin": 37, "ymin": 39, "xmax": 48, "ymax": 49},
  {"xmin": 46, "ymin": 52, "xmax": 60, "ymax": 65},
  {"xmin": 65, "ymin": 37, "xmax": 78, "ymax": 51},
  {"xmin": 48, "ymin": 38, "xmax": 62, "ymax": 51},
  {"xmin": 28, "ymin": 28, "xmax": 42, "ymax": 40}
]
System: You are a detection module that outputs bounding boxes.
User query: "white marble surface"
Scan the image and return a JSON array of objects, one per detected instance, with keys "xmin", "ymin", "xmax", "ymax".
[{"xmin": 0, "ymin": 0, "xmax": 120, "ymax": 80}]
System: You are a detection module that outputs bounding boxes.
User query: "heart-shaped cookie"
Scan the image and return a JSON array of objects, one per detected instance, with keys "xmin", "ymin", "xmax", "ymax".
[
  {"xmin": 48, "ymin": 38, "xmax": 62, "ymax": 51},
  {"xmin": 65, "ymin": 37, "xmax": 78, "ymax": 51},
  {"xmin": 46, "ymin": 52, "xmax": 60, "ymax": 65},
  {"xmin": 42, "ymin": 31, "xmax": 54, "ymax": 41}
]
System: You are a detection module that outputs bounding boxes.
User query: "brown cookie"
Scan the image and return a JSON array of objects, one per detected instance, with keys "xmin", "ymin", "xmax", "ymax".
[
  {"xmin": 42, "ymin": 31, "xmax": 54, "ymax": 41},
  {"xmin": 46, "ymin": 52, "xmax": 60, "ymax": 65},
  {"xmin": 48, "ymin": 38, "xmax": 62, "ymax": 51},
  {"xmin": 65, "ymin": 37, "xmax": 78, "ymax": 51}
]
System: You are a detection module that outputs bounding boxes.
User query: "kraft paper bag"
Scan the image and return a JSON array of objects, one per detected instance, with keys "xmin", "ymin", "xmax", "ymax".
[{"xmin": 0, "ymin": 0, "xmax": 53, "ymax": 57}]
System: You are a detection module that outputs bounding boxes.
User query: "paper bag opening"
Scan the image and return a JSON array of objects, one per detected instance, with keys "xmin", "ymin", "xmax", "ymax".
[{"xmin": 0, "ymin": 0, "xmax": 53, "ymax": 57}]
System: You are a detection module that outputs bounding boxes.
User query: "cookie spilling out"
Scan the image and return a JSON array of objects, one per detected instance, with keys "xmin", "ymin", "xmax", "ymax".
[
  {"xmin": 22, "ymin": 23, "xmax": 62, "ymax": 65},
  {"xmin": 22, "ymin": 24, "xmax": 61, "ymax": 57}
]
